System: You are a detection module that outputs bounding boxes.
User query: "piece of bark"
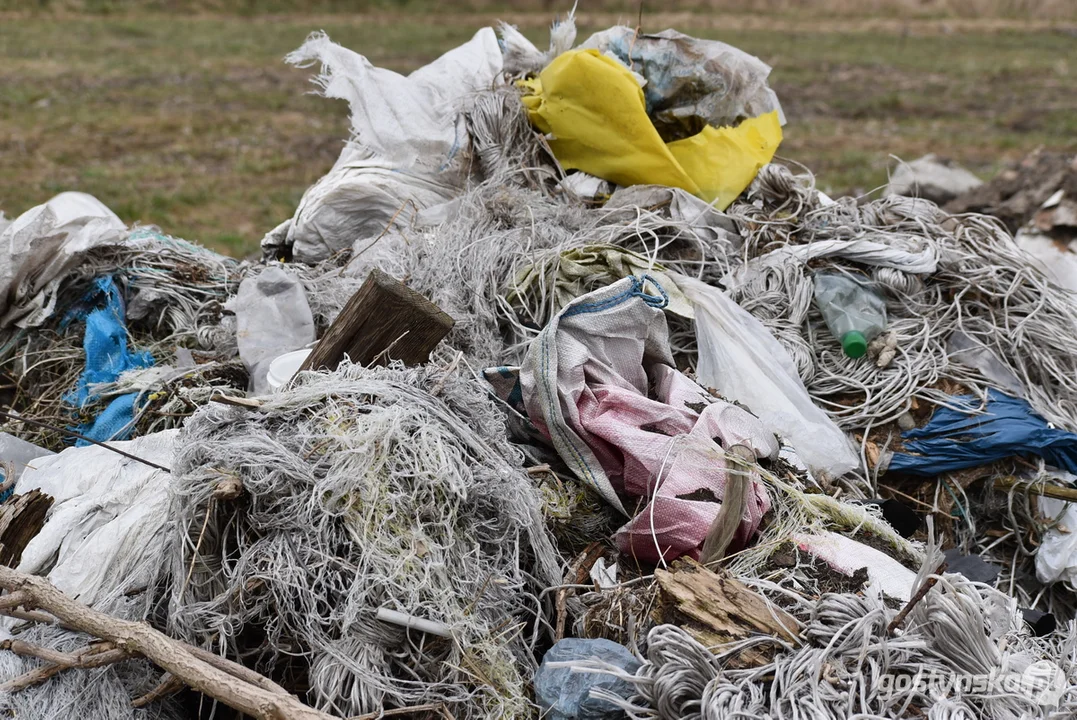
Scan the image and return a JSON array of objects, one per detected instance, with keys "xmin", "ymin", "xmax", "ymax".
[
  {"xmin": 655, "ymin": 558, "xmax": 799, "ymax": 667},
  {"xmin": 0, "ymin": 566, "xmax": 342, "ymax": 720},
  {"xmin": 301, "ymin": 269, "xmax": 454, "ymax": 374},
  {"xmin": 0, "ymin": 490, "xmax": 53, "ymax": 567}
]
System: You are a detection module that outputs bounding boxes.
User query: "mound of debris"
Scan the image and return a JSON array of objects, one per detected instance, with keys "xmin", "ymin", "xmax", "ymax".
[{"xmin": 0, "ymin": 12, "xmax": 1075, "ymax": 720}]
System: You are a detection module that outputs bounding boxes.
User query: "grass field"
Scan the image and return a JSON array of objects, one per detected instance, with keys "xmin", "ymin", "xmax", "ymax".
[{"xmin": 1, "ymin": 7, "xmax": 1075, "ymax": 256}]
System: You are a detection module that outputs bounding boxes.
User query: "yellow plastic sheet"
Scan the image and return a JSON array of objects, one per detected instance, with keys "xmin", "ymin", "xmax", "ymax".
[{"xmin": 520, "ymin": 49, "xmax": 782, "ymax": 210}]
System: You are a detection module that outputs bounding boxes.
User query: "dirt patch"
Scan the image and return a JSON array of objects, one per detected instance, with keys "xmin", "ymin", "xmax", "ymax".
[{"xmin": 947, "ymin": 149, "xmax": 1077, "ymax": 233}]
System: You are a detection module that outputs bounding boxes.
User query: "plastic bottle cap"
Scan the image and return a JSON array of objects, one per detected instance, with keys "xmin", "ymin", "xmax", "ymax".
[{"xmin": 842, "ymin": 331, "xmax": 868, "ymax": 358}]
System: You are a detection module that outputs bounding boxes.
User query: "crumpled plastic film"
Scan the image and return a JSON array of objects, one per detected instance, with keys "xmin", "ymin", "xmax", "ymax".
[{"xmin": 520, "ymin": 49, "xmax": 782, "ymax": 210}]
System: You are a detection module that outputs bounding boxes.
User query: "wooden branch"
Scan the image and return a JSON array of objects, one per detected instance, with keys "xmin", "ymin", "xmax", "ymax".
[
  {"xmin": 0, "ymin": 590, "xmax": 30, "ymax": 610},
  {"xmin": 0, "ymin": 565, "xmax": 342, "ymax": 720},
  {"xmin": 887, "ymin": 561, "xmax": 947, "ymax": 635},
  {"xmin": 185, "ymin": 644, "xmax": 289, "ymax": 696},
  {"xmin": 1, "ymin": 637, "xmax": 95, "ymax": 665},
  {"xmin": 655, "ymin": 558, "xmax": 800, "ymax": 667},
  {"xmin": 0, "ymin": 489, "xmax": 54, "ymax": 566},
  {"xmin": 3, "ymin": 606, "xmax": 73, "ymax": 628},
  {"xmin": 0, "ymin": 642, "xmax": 131, "ymax": 692},
  {"xmin": 133, "ymin": 673, "xmax": 184, "ymax": 708},
  {"xmin": 554, "ymin": 543, "xmax": 607, "ymax": 641},
  {"xmin": 300, "ymin": 269, "xmax": 454, "ymax": 375}
]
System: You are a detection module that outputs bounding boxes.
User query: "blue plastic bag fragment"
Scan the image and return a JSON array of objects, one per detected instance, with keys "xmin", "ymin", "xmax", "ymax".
[
  {"xmin": 888, "ymin": 389, "xmax": 1077, "ymax": 476},
  {"xmin": 62, "ymin": 277, "xmax": 154, "ymax": 446}
]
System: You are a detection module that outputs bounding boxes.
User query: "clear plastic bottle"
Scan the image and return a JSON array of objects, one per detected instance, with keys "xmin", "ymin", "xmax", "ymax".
[{"xmin": 813, "ymin": 272, "xmax": 887, "ymax": 358}]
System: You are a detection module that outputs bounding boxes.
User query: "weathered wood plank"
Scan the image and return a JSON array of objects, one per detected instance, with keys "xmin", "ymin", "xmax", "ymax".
[{"xmin": 300, "ymin": 269, "xmax": 454, "ymax": 373}]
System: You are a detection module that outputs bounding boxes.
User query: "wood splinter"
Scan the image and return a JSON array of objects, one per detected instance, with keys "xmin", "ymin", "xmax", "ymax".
[{"xmin": 655, "ymin": 558, "xmax": 800, "ymax": 668}]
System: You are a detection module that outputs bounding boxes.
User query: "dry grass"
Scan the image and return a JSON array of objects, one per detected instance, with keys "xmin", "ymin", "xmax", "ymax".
[
  {"xmin": 4, "ymin": 0, "xmax": 1077, "ymax": 20},
  {"xmin": 1, "ymin": 9, "xmax": 1074, "ymax": 256}
]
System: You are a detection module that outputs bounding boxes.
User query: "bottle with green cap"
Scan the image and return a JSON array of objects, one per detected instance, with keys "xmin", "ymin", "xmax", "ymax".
[{"xmin": 812, "ymin": 272, "xmax": 887, "ymax": 359}]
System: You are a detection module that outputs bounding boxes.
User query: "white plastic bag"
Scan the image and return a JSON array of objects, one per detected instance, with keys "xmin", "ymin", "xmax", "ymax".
[
  {"xmin": 15, "ymin": 430, "xmax": 177, "ymax": 606},
  {"xmin": 678, "ymin": 274, "xmax": 859, "ymax": 478},
  {"xmin": 0, "ymin": 192, "xmax": 127, "ymax": 328},
  {"xmin": 274, "ymin": 29, "xmax": 503, "ymax": 264},
  {"xmin": 230, "ymin": 267, "xmax": 316, "ymax": 396},
  {"xmin": 1036, "ymin": 488, "xmax": 1077, "ymax": 588}
]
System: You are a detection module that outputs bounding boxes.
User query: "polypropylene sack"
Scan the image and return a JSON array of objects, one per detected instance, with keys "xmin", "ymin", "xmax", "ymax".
[
  {"xmin": 579, "ymin": 26, "xmax": 784, "ymax": 141},
  {"xmin": 15, "ymin": 430, "xmax": 176, "ymax": 606},
  {"xmin": 229, "ymin": 267, "xmax": 316, "ymax": 395},
  {"xmin": 0, "ymin": 192, "xmax": 127, "ymax": 329},
  {"xmin": 518, "ymin": 275, "xmax": 776, "ymax": 563},
  {"xmin": 680, "ymin": 274, "xmax": 859, "ymax": 478},
  {"xmin": 519, "ymin": 49, "xmax": 782, "ymax": 210},
  {"xmin": 63, "ymin": 276, "xmax": 155, "ymax": 446},
  {"xmin": 274, "ymin": 29, "xmax": 503, "ymax": 263}
]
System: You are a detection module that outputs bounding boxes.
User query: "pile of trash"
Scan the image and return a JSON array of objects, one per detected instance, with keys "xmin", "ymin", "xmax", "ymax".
[{"xmin": 1, "ymin": 13, "xmax": 1076, "ymax": 720}]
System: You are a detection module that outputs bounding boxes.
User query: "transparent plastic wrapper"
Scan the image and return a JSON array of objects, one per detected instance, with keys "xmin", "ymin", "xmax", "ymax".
[
  {"xmin": 0, "ymin": 432, "xmax": 54, "ymax": 495},
  {"xmin": 813, "ymin": 272, "xmax": 887, "ymax": 358},
  {"xmin": 947, "ymin": 330, "xmax": 1026, "ymax": 399},
  {"xmin": 680, "ymin": 274, "xmax": 859, "ymax": 479},
  {"xmin": 534, "ymin": 638, "xmax": 640, "ymax": 720},
  {"xmin": 229, "ymin": 267, "xmax": 316, "ymax": 395},
  {"xmin": 579, "ymin": 26, "xmax": 784, "ymax": 141}
]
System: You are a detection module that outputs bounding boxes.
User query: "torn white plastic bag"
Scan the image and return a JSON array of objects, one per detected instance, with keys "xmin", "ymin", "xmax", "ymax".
[
  {"xmin": 229, "ymin": 267, "xmax": 316, "ymax": 396},
  {"xmin": 274, "ymin": 29, "xmax": 503, "ymax": 264},
  {"xmin": 0, "ymin": 192, "xmax": 127, "ymax": 329},
  {"xmin": 14, "ymin": 430, "xmax": 177, "ymax": 607},
  {"xmin": 679, "ymin": 274, "xmax": 859, "ymax": 478},
  {"xmin": 1036, "ymin": 486, "xmax": 1077, "ymax": 588}
]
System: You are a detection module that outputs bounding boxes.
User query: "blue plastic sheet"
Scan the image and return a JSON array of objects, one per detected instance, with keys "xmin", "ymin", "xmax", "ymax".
[
  {"xmin": 63, "ymin": 277, "xmax": 154, "ymax": 446},
  {"xmin": 888, "ymin": 389, "xmax": 1077, "ymax": 476}
]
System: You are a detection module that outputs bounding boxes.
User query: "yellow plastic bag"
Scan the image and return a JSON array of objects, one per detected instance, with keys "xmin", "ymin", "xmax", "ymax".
[{"xmin": 520, "ymin": 49, "xmax": 782, "ymax": 210}]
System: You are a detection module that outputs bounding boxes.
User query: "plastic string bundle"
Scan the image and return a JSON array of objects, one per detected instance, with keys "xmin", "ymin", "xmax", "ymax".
[
  {"xmin": 0, "ymin": 228, "xmax": 241, "ymax": 450},
  {"xmin": 586, "ymin": 542, "xmax": 1076, "ymax": 719},
  {"xmin": 165, "ymin": 361, "xmax": 562, "ymax": 719},
  {"xmin": 724, "ymin": 164, "xmax": 1077, "ymax": 438}
]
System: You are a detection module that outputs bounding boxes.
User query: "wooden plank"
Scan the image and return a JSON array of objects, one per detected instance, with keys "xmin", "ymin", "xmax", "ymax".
[
  {"xmin": 655, "ymin": 558, "xmax": 800, "ymax": 667},
  {"xmin": 300, "ymin": 269, "xmax": 454, "ymax": 374},
  {"xmin": 0, "ymin": 490, "xmax": 54, "ymax": 567}
]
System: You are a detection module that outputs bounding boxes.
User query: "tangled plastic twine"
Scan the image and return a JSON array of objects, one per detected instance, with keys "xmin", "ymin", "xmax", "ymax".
[{"xmin": 165, "ymin": 361, "xmax": 562, "ymax": 718}]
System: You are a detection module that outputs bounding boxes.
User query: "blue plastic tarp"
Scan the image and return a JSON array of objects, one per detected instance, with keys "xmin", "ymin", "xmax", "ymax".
[
  {"xmin": 63, "ymin": 277, "xmax": 153, "ymax": 446},
  {"xmin": 888, "ymin": 389, "xmax": 1077, "ymax": 476}
]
